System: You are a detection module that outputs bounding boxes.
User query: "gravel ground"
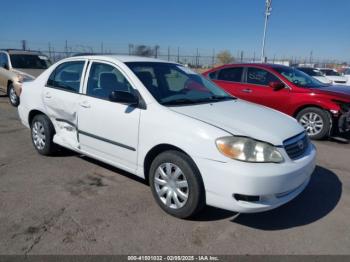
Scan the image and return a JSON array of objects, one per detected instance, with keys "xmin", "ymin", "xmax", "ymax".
[{"xmin": 0, "ymin": 96, "xmax": 349, "ymax": 255}]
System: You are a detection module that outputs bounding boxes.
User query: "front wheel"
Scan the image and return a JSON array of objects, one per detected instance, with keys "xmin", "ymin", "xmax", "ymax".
[
  {"xmin": 296, "ymin": 107, "xmax": 331, "ymax": 140},
  {"xmin": 149, "ymin": 150, "xmax": 205, "ymax": 219},
  {"xmin": 8, "ymin": 84, "xmax": 19, "ymax": 107}
]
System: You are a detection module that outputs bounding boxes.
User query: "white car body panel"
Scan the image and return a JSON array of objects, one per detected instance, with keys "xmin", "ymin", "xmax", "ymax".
[
  {"xmin": 313, "ymin": 76, "xmax": 332, "ymax": 84},
  {"xmin": 318, "ymin": 68, "xmax": 348, "ymax": 85},
  {"xmin": 18, "ymin": 55, "xmax": 316, "ymax": 213},
  {"xmin": 325, "ymin": 75, "xmax": 348, "ymax": 85}
]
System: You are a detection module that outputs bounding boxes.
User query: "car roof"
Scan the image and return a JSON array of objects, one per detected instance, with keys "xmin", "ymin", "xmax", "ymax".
[
  {"xmin": 208, "ymin": 63, "xmax": 291, "ymax": 72},
  {"xmin": 297, "ymin": 67, "xmax": 318, "ymax": 70},
  {"xmin": 1, "ymin": 49, "xmax": 44, "ymax": 55},
  {"xmin": 70, "ymin": 55, "xmax": 178, "ymax": 64}
]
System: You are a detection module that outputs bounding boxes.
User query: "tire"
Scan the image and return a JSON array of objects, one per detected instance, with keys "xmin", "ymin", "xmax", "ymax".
[
  {"xmin": 149, "ymin": 150, "xmax": 205, "ymax": 219},
  {"xmin": 30, "ymin": 114, "xmax": 58, "ymax": 155},
  {"xmin": 296, "ymin": 107, "xmax": 331, "ymax": 140},
  {"xmin": 8, "ymin": 84, "xmax": 19, "ymax": 107}
]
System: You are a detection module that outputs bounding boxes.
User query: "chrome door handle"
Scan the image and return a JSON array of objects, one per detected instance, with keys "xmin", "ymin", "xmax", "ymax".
[
  {"xmin": 242, "ymin": 89, "xmax": 252, "ymax": 93},
  {"xmin": 79, "ymin": 101, "xmax": 91, "ymax": 108}
]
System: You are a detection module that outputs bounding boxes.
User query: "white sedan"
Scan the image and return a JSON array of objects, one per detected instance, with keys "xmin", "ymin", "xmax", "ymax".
[
  {"xmin": 18, "ymin": 55, "xmax": 316, "ymax": 218},
  {"xmin": 297, "ymin": 67, "xmax": 332, "ymax": 84},
  {"xmin": 343, "ymin": 68, "xmax": 350, "ymax": 85},
  {"xmin": 318, "ymin": 68, "xmax": 348, "ymax": 85}
]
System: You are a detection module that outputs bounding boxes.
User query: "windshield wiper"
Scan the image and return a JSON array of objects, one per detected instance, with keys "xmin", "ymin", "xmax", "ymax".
[
  {"xmin": 193, "ymin": 95, "xmax": 236, "ymax": 103},
  {"xmin": 208, "ymin": 95, "xmax": 236, "ymax": 101},
  {"xmin": 161, "ymin": 98, "xmax": 198, "ymax": 105},
  {"xmin": 161, "ymin": 96, "xmax": 236, "ymax": 106}
]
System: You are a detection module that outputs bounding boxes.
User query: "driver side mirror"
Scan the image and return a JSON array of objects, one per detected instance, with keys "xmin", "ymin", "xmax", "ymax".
[
  {"xmin": 109, "ymin": 90, "xmax": 139, "ymax": 106},
  {"xmin": 269, "ymin": 81, "xmax": 285, "ymax": 91}
]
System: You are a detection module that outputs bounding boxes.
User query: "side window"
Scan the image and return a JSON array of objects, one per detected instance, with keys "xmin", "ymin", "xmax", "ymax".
[
  {"xmin": 0, "ymin": 54, "xmax": 4, "ymax": 67},
  {"xmin": 247, "ymin": 67, "xmax": 280, "ymax": 86},
  {"xmin": 86, "ymin": 62, "xmax": 132, "ymax": 100},
  {"xmin": 47, "ymin": 61, "xmax": 85, "ymax": 93},
  {"xmin": 0, "ymin": 53, "xmax": 9, "ymax": 68},
  {"xmin": 208, "ymin": 71, "xmax": 218, "ymax": 80},
  {"xmin": 217, "ymin": 67, "xmax": 243, "ymax": 82}
]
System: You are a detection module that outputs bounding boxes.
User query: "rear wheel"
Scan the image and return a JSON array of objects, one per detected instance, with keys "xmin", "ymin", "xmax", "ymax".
[
  {"xmin": 296, "ymin": 107, "xmax": 331, "ymax": 140},
  {"xmin": 31, "ymin": 114, "xmax": 58, "ymax": 155},
  {"xmin": 8, "ymin": 84, "xmax": 19, "ymax": 107},
  {"xmin": 149, "ymin": 150, "xmax": 205, "ymax": 218}
]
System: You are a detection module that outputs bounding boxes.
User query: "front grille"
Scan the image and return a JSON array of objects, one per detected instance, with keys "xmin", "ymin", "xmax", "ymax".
[{"xmin": 283, "ymin": 133, "xmax": 309, "ymax": 160}]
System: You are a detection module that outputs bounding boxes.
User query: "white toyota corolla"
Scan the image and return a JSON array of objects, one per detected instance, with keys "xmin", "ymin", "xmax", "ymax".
[{"xmin": 18, "ymin": 55, "xmax": 316, "ymax": 218}]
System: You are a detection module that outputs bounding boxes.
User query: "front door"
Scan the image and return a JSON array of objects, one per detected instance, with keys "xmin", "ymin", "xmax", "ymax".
[
  {"xmin": 78, "ymin": 61, "xmax": 140, "ymax": 173},
  {"xmin": 240, "ymin": 67, "xmax": 291, "ymax": 114}
]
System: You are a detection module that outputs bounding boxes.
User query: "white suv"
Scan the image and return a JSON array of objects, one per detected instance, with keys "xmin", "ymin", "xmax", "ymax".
[{"xmin": 18, "ymin": 55, "xmax": 316, "ymax": 218}]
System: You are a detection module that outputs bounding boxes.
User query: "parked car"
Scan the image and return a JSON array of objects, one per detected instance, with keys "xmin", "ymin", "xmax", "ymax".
[
  {"xmin": 18, "ymin": 55, "xmax": 316, "ymax": 218},
  {"xmin": 297, "ymin": 67, "xmax": 332, "ymax": 84},
  {"xmin": 203, "ymin": 64, "xmax": 350, "ymax": 140},
  {"xmin": 0, "ymin": 49, "xmax": 51, "ymax": 106},
  {"xmin": 343, "ymin": 68, "xmax": 350, "ymax": 85},
  {"xmin": 318, "ymin": 68, "xmax": 348, "ymax": 85}
]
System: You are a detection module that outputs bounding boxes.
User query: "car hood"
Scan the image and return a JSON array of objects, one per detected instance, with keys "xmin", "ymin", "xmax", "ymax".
[
  {"xmin": 311, "ymin": 85, "xmax": 350, "ymax": 100},
  {"xmin": 169, "ymin": 100, "xmax": 304, "ymax": 146},
  {"xmin": 12, "ymin": 68, "xmax": 45, "ymax": 78},
  {"xmin": 325, "ymin": 75, "xmax": 347, "ymax": 81}
]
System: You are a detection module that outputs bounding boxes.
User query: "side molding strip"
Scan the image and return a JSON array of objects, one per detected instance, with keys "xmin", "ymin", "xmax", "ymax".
[{"xmin": 78, "ymin": 130, "xmax": 136, "ymax": 151}]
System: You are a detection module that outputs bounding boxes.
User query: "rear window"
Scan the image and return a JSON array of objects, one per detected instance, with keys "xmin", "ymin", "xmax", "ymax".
[
  {"xmin": 217, "ymin": 67, "xmax": 243, "ymax": 82},
  {"xmin": 10, "ymin": 54, "xmax": 51, "ymax": 69}
]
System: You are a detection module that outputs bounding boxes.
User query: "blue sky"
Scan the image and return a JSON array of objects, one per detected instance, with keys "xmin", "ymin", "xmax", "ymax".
[{"xmin": 1, "ymin": 0, "xmax": 349, "ymax": 61}]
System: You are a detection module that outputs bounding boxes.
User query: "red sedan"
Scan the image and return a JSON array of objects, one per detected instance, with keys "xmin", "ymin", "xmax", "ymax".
[{"xmin": 203, "ymin": 64, "xmax": 350, "ymax": 139}]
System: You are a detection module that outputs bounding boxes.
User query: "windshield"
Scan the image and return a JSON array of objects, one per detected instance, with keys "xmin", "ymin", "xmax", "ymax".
[
  {"xmin": 126, "ymin": 62, "xmax": 235, "ymax": 106},
  {"xmin": 320, "ymin": 69, "xmax": 340, "ymax": 76},
  {"xmin": 273, "ymin": 66, "xmax": 328, "ymax": 88},
  {"xmin": 297, "ymin": 68, "xmax": 323, "ymax": 76},
  {"xmin": 10, "ymin": 54, "xmax": 51, "ymax": 69}
]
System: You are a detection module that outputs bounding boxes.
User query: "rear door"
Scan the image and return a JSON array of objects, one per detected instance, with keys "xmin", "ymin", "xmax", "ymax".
[
  {"xmin": 241, "ymin": 67, "xmax": 291, "ymax": 113},
  {"xmin": 211, "ymin": 67, "xmax": 246, "ymax": 98},
  {"xmin": 77, "ymin": 60, "xmax": 140, "ymax": 173},
  {"xmin": 43, "ymin": 60, "xmax": 87, "ymax": 149}
]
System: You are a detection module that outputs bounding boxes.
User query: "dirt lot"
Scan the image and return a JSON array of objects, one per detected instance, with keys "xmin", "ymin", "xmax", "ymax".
[{"xmin": 0, "ymin": 96, "xmax": 350, "ymax": 255}]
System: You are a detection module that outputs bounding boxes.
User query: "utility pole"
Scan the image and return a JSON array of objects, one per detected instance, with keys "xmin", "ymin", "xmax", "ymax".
[
  {"xmin": 177, "ymin": 47, "xmax": 180, "ymax": 63},
  {"xmin": 21, "ymin": 40, "xmax": 27, "ymax": 51},
  {"xmin": 212, "ymin": 49, "xmax": 215, "ymax": 67},
  {"xmin": 101, "ymin": 42, "xmax": 104, "ymax": 54},
  {"xmin": 65, "ymin": 40, "xmax": 68, "ymax": 57},
  {"xmin": 261, "ymin": 0, "xmax": 272, "ymax": 62},
  {"xmin": 154, "ymin": 45, "xmax": 159, "ymax": 58},
  {"xmin": 48, "ymin": 42, "xmax": 52, "ymax": 60},
  {"xmin": 309, "ymin": 50, "xmax": 313, "ymax": 64},
  {"xmin": 240, "ymin": 51, "xmax": 244, "ymax": 62},
  {"xmin": 167, "ymin": 46, "xmax": 170, "ymax": 61}
]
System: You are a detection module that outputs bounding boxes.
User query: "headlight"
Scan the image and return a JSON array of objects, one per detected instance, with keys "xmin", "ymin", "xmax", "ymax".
[
  {"xmin": 17, "ymin": 74, "xmax": 33, "ymax": 83},
  {"xmin": 216, "ymin": 136, "xmax": 284, "ymax": 163}
]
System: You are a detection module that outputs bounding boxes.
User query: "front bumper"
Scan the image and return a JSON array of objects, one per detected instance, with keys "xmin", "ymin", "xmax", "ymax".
[{"xmin": 194, "ymin": 144, "xmax": 316, "ymax": 213}]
